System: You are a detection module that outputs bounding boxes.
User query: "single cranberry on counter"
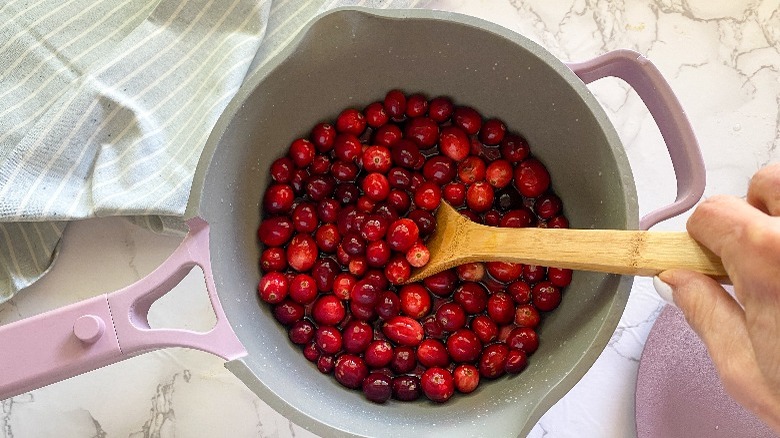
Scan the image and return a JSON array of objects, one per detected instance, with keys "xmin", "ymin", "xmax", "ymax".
[
  {"xmin": 421, "ymin": 367, "xmax": 455, "ymax": 403},
  {"xmin": 363, "ymin": 372, "xmax": 393, "ymax": 403},
  {"xmin": 334, "ymin": 354, "xmax": 369, "ymax": 389}
]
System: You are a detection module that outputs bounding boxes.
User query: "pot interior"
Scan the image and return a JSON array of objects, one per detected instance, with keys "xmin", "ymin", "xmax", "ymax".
[{"xmin": 193, "ymin": 7, "xmax": 637, "ymax": 438}]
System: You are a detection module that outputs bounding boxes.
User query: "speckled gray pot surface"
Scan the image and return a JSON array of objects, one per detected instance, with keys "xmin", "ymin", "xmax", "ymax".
[{"xmin": 188, "ymin": 7, "xmax": 638, "ymax": 438}]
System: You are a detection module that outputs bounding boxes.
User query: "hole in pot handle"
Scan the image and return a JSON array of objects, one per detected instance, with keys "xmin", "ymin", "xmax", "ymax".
[
  {"xmin": 0, "ymin": 217, "xmax": 246, "ymax": 401},
  {"xmin": 566, "ymin": 49, "xmax": 706, "ymax": 231}
]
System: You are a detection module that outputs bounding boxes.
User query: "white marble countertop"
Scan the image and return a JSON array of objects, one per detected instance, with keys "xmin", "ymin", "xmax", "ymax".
[{"xmin": 2, "ymin": 0, "xmax": 779, "ymax": 437}]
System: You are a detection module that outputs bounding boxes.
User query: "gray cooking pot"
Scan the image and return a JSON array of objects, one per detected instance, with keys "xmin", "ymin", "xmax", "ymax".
[{"xmin": 0, "ymin": 7, "xmax": 705, "ymax": 438}]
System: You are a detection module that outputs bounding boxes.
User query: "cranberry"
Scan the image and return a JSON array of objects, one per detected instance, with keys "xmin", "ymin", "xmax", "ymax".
[
  {"xmin": 387, "ymin": 167, "xmax": 412, "ymax": 190},
  {"xmin": 479, "ymin": 118, "xmax": 506, "ymax": 145},
  {"xmin": 500, "ymin": 208, "xmax": 536, "ymax": 228},
  {"xmin": 456, "ymin": 263, "xmax": 485, "ymax": 282},
  {"xmin": 533, "ymin": 281, "xmax": 562, "ymax": 312},
  {"xmin": 270, "ymin": 156, "xmax": 294, "ymax": 183},
  {"xmin": 421, "ymin": 367, "xmax": 455, "ymax": 403},
  {"xmin": 506, "ymin": 326, "xmax": 539, "ymax": 354},
  {"xmin": 310, "ymin": 155, "xmax": 331, "ymax": 175},
  {"xmin": 423, "ymin": 269, "xmax": 458, "ymax": 297},
  {"xmin": 546, "ymin": 215, "xmax": 570, "ymax": 228},
  {"xmin": 442, "ymin": 182, "xmax": 466, "ymax": 206},
  {"xmin": 435, "ymin": 302, "xmax": 467, "ymax": 331},
  {"xmin": 364, "ymin": 102, "xmax": 389, "ymax": 128},
  {"xmin": 484, "ymin": 209, "xmax": 501, "ymax": 226},
  {"xmin": 392, "ymin": 375, "xmax": 422, "ymax": 401},
  {"xmin": 373, "ymin": 124, "xmax": 403, "ymax": 147},
  {"xmin": 260, "ymin": 247, "xmax": 286, "ymax": 272},
  {"xmin": 505, "ymin": 349, "xmax": 528, "ymax": 374},
  {"xmin": 417, "ymin": 339, "xmax": 449, "ymax": 368},
  {"xmin": 453, "ymin": 282, "xmax": 488, "ymax": 314},
  {"xmin": 514, "ymin": 158, "xmax": 551, "ymax": 198},
  {"xmin": 291, "ymin": 202, "xmax": 318, "ymax": 233},
  {"xmin": 386, "ymin": 218, "xmax": 419, "ymax": 252},
  {"xmin": 409, "ymin": 172, "xmax": 426, "ymax": 189},
  {"xmin": 471, "ymin": 315, "xmax": 498, "ymax": 343},
  {"xmin": 500, "ymin": 134, "xmax": 530, "ymax": 162},
  {"xmin": 289, "ymin": 138, "xmax": 316, "ymax": 168},
  {"xmin": 457, "ymin": 156, "xmax": 486, "ymax": 184},
  {"xmin": 383, "ymin": 90, "xmax": 407, "ymax": 119},
  {"xmin": 362, "ymin": 173, "xmax": 390, "ymax": 201},
  {"xmin": 487, "ymin": 292, "xmax": 515, "ymax": 325},
  {"xmin": 310, "ymin": 122, "xmax": 336, "ymax": 152},
  {"xmin": 452, "ymin": 106, "xmax": 482, "ymax": 135},
  {"xmin": 350, "ymin": 301, "xmax": 376, "ymax": 321},
  {"xmin": 365, "ymin": 340, "xmax": 394, "ymax": 368},
  {"xmin": 534, "ymin": 193, "xmax": 562, "ymax": 219},
  {"xmin": 466, "ymin": 181, "xmax": 494, "ymax": 212},
  {"xmin": 312, "ymin": 295, "xmax": 346, "ymax": 326},
  {"xmin": 398, "ymin": 284, "xmax": 431, "ymax": 319},
  {"xmin": 349, "ymin": 256, "xmax": 368, "ymax": 276},
  {"xmin": 407, "ymin": 209, "xmax": 436, "ymax": 237},
  {"xmin": 257, "ymin": 216, "xmax": 294, "ymax": 247},
  {"xmin": 305, "ymin": 175, "xmax": 336, "ymax": 201},
  {"xmin": 350, "ymin": 279, "xmax": 379, "ymax": 306},
  {"xmin": 422, "ymin": 314, "xmax": 447, "ymax": 339},
  {"xmin": 331, "ymin": 160, "xmax": 359, "ymax": 182},
  {"xmin": 514, "ymin": 304, "xmax": 541, "ymax": 328},
  {"xmin": 405, "ymin": 241, "xmax": 430, "ymax": 268},
  {"xmin": 362, "ymin": 372, "xmax": 392, "ymax": 403},
  {"xmin": 359, "ymin": 215, "xmax": 387, "ymax": 242},
  {"xmin": 334, "ymin": 354, "xmax": 368, "ymax": 389},
  {"xmin": 303, "ymin": 341, "xmax": 320, "ymax": 362},
  {"xmin": 288, "ymin": 273, "xmax": 317, "ymax": 304},
  {"xmin": 257, "ymin": 272, "xmax": 288, "ymax": 304},
  {"xmin": 453, "ymin": 364, "xmax": 480, "ymax": 393},
  {"xmin": 548, "ymin": 267, "xmax": 573, "ymax": 287},
  {"xmin": 413, "ymin": 181, "xmax": 442, "ymax": 211},
  {"xmin": 336, "ymin": 108, "xmax": 367, "ymax": 136},
  {"xmin": 486, "ymin": 261, "xmax": 523, "ymax": 283},
  {"xmin": 479, "ymin": 343, "xmax": 509, "ymax": 379},
  {"xmin": 334, "ymin": 134, "xmax": 362, "ymax": 162},
  {"xmin": 405, "ymin": 116, "xmax": 439, "ymax": 148},
  {"xmin": 508, "ymin": 279, "xmax": 532, "ymax": 304},
  {"xmin": 284, "ymin": 234, "xmax": 316, "ymax": 272},
  {"xmin": 315, "ymin": 326, "xmax": 343, "ymax": 355},
  {"xmin": 438, "ymin": 126, "xmax": 470, "ymax": 162},
  {"xmin": 422, "ymin": 155, "xmax": 456, "ymax": 184},
  {"xmin": 382, "ymin": 316, "xmax": 424, "ymax": 347},
  {"xmin": 314, "ymin": 224, "xmax": 339, "ymax": 253},
  {"xmin": 317, "ymin": 199, "xmax": 340, "ymax": 223},
  {"xmin": 366, "ymin": 240, "xmax": 391, "ymax": 267},
  {"xmin": 332, "ymin": 273, "xmax": 356, "ymax": 300},
  {"xmin": 375, "ymin": 290, "xmax": 401, "ymax": 320},
  {"xmin": 263, "ymin": 184, "xmax": 294, "ymax": 215},
  {"xmin": 362, "ymin": 146, "xmax": 392, "ymax": 173},
  {"xmin": 288, "ymin": 320, "xmax": 315, "ymax": 345},
  {"xmin": 523, "ymin": 264, "xmax": 546, "ymax": 283},
  {"xmin": 390, "ymin": 346, "xmax": 417, "ymax": 374},
  {"xmin": 342, "ymin": 320, "xmax": 373, "ymax": 354},
  {"xmin": 486, "ymin": 159, "xmax": 513, "ymax": 188},
  {"xmin": 391, "ymin": 139, "xmax": 421, "ymax": 169},
  {"xmin": 446, "ymin": 329, "xmax": 482, "ymax": 363},
  {"xmin": 317, "ymin": 354, "xmax": 335, "ymax": 374},
  {"xmin": 406, "ymin": 93, "xmax": 428, "ymax": 118},
  {"xmin": 272, "ymin": 299, "xmax": 305, "ymax": 326},
  {"xmin": 428, "ymin": 96, "xmax": 454, "ymax": 123},
  {"xmin": 289, "ymin": 168, "xmax": 309, "ymax": 195}
]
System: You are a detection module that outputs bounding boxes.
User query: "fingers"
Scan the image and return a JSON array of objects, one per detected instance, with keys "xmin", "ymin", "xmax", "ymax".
[
  {"xmin": 685, "ymin": 195, "xmax": 768, "ymax": 258},
  {"xmin": 747, "ymin": 163, "xmax": 780, "ymax": 216}
]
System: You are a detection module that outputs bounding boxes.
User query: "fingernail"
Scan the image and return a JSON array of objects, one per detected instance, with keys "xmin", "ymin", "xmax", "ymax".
[{"xmin": 653, "ymin": 276, "xmax": 676, "ymax": 307}]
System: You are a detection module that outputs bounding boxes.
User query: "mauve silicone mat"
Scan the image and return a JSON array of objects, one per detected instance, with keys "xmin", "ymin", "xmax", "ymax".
[{"xmin": 636, "ymin": 306, "xmax": 776, "ymax": 437}]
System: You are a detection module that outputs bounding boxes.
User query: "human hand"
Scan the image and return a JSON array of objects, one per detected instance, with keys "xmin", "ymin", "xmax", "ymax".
[{"xmin": 656, "ymin": 163, "xmax": 780, "ymax": 433}]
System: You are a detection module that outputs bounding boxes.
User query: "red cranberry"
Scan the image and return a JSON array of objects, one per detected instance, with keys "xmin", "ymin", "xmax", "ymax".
[
  {"xmin": 361, "ymin": 215, "xmax": 388, "ymax": 242},
  {"xmin": 270, "ymin": 156, "xmax": 294, "ymax": 183},
  {"xmin": 386, "ymin": 191, "xmax": 411, "ymax": 215},
  {"xmin": 446, "ymin": 329, "xmax": 482, "ymax": 363},
  {"xmin": 375, "ymin": 290, "xmax": 401, "ymax": 320},
  {"xmin": 272, "ymin": 299, "xmax": 304, "ymax": 326},
  {"xmin": 350, "ymin": 279, "xmax": 379, "ymax": 306},
  {"xmin": 484, "ymin": 209, "xmax": 501, "ymax": 226},
  {"xmin": 406, "ymin": 93, "xmax": 428, "ymax": 118},
  {"xmin": 487, "ymin": 292, "xmax": 515, "ymax": 325},
  {"xmin": 257, "ymin": 272, "xmax": 288, "ymax": 304},
  {"xmin": 506, "ymin": 326, "xmax": 539, "ymax": 354},
  {"xmin": 534, "ymin": 193, "xmax": 562, "ymax": 219},
  {"xmin": 443, "ymin": 182, "xmax": 466, "ymax": 206},
  {"xmin": 479, "ymin": 343, "xmax": 509, "ymax": 379},
  {"xmin": 438, "ymin": 125, "xmax": 470, "ymax": 162},
  {"xmin": 421, "ymin": 367, "xmax": 455, "ymax": 403},
  {"xmin": 260, "ymin": 247, "xmax": 286, "ymax": 272},
  {"xmin": 514, "ymin": 304, "xmax": 541, "ymax": 328},
  {"xmin": 342, "ymin": 320, "xmax": 373, "ymax": 354},
  {"xmin": 500, "ymin": 208, "xmax": 536, "ymax": 228},
  {"xmin": 258, "ymin": 216, "xmax": 294, "ymax": 247},
  {"xmin": 317, "ymin": 199, "xmax": 340, "ymax": 223},
  {"xmin": 303, "ymin": 341, "xmax": 320, "ymax": 362},
  {"xmin": 317, "ymin": 354, "xmax": 335, "ymax": 374},
  {"xmin": 362, "ymin": 146, "xmax": 392, "ymax": 173},
  {"xmin": 409, "ymin": 171, "xmax": 426, "ymax": 189},
  {"xmin": 456, "ymin": 263, "xmax": 485, "ymax": 282},
  {"xmin": 466, "ymin": 181, "xmax": 494, "ymax": 212},
  {"xmin": 312, "ymin": 295, "xmax": 346, "ymax": 326},
  {"xmin": 333, "ymin": 273, "xmax": 356, "ymax": 300},
  {"xmin": 405, "ymin": 116, "xmax": 439, "ymax": 148},
  {"xmin": 407, "ymin": 209, "xmax": 436, "ymax": 237},
  {"xmin": 382, "ymin": 316, "xmax": 424, "ymax": 347},
  {"xmin": 350, "ymin": 301, "xmax": 377, "ymax": 321},
  {"xmin": 364, "ymin": 102, "xmax": 389, "ymax": 128},
  {"xmin": 286, "ymin": 234, "xmax": 317, "ymax": 272},
  {"xmin": 546, "ymin": 215, "xmax": 570, "ymax": 228},
  {"xmin": 423, "ymin": 269, "xmax": 457, "ymax": 297},
  {"xmin": 486, "ymin": 159, "xmax": 513, "ymax": 188},
  {"xmin": 362, "ymin": 372, "xmax": 392, "ymax": 403},
  {"xmin": 453, "ymin": 364, "xmax": 480, "ymax": 393},
  {"xmin": 452, "ymin": 106, "xmax": 482, "ymax": 135},
  {"xmin": 288, "ymin": 320, "xmax": 315, "ymax": 345},
  {"xmin": 365, "ymin": 340, "xmax": 394, "ymax": 368},
  {"xmin": 417, "ymin": 339, "xmax": 449, "ymax": 368},
  {"xmin": 366, "ymin": 240, "xmax": 391, "ymax": 267},
  {"xmin": 385, "ymin": 255, "xmax": 411, "ymax": 284},
  {"xmin": 453, "ymin": 282, "xmax": 488, "ymax": 314},
  {"xmin": 289, "ymin": 168, "xmax": 309, "ymax": 195},
  {"xmin": 336, "ymin": 108, "xmax": 367, "ymax": 136},
  {"xmin": 508, "ymin": 279, "xmax": 532, "ymax": 304},
  {"xmin": 305, "ymin": 175, "xmax": 336, "ymax": 201},
  {"xmin": 428, "ymin": 96, "xmax": 454, "ymax": 123},
  {"xmin": 386, "ymin": 218, "xmax": 419, "ymax": 252},
  {"xmin": 458, "ymin": 156, "xmax": 486, "ymax": 184},
  {"xmin": 479, "ymin": 118, "xmax": 507, "ymax": 145},
  {"xmin": 315, "ymin": 326, "xmax": 343, "ymax": 355},
  {"xmin": 514, "ymin": 158, "xmax": 551, "ymax": 198},
  {"xmin": 311, "ymin": 257, "xmax": 338, "ymax": 292},
  {"xmin": 413, "ymin": 181, "xmax": 442, "ymax": 211},
  {"xmin": 315, "ymin": 224, "xmax": 340, "ymax": 253},
  {"xmin": 523, "ymin": 264, "xmax": 546, "ymax": 283},
  {"xmin": 311, "ymin": 122, "xmax": 336, "ymax": 152},
  {"xmin": 373, "ymin": 124, "xmax": 403, "ymax": 147},
  {"xmin": 310, "ymin": 155, "xmax": 331, "ymax": 175},
  {"xmin": 435, "ymin": 302, "xmax": 467, "ymax": 331},
  {"xmin": 500, "ymin": 134, "xmax": 530, "ymax": 162},
  {"xmin": 349, "ymin": 256, "xmax": 368, "ymax": 276},
  {"xmin": 362, "ymin": 173, "xmax": 390, "ymax": 201},
  {"xmin": 391, "ymin": 139, "xmax": 421, "ymax": 169},
  {"xmin": 341, "ymin": 233, "xmax": 366, "ymax": 257},
  {"xmin": 423, "ymin": 155, "xmax": 457, "ymax": 184},
  {"xmin": 387, "ymin": 167, "xmax": 412, "ymax": 190},
  {"xmin": 289, "ymin": 138, "xmax": 316, "ymax": 168},
  {"xmin": 533, "ymin": 281, "xmax": 562, "ymax": 312},
  {"xmin": 486, "ymin": 261, "xmax": 523, "ymax": 283},
  {"xmin": 383, "ymin": 90, "xmax": 407, "ymax": 119},
  {"xmin": 334, "ymin": 354, "xmax": 368, "ymax": 389},
  {"xmin": 548, "ymin": 267, "xmax": 573, "ymax": 287},
  {"xmin": 288, "ymin": 273, "xmax": 317, "ymax": 304},
  {"xmin": 331, "ymin": 160, "xmax": 359, "ymax": 182},
  {"xmin": 422, "ymin": 314, "xmax": 447, "ymax": 340},
  {"xmin": 405, "ymin": 241, "xmax": 430, "ymax": 268},
  {"xmin": 390, "ymin": 346, "xmax": 417, "ymax": 374},
  {"xmin": 471, "ymin": 315, "xmax": 498, "ymax": 343},
  {"xmin": 392, "ymin": 375, "xmax": 422, "ymax": 401},
  {"xmin": 399, "ymin": 284, "xmax": 432, "ymax": 319},
  {"xmin": 505, "ymin": 349, "xmax": 528, "ymax": 374},
  {"xmin": 291, "ymin": 202, "xmax": 317, "ymax": 233},
  {"xmin": 263, "ymin": 184, "xmax": 295, "ymax": 215},
  {"xmin": 334, "ymin": 134, "xmax": 362, "ymax": 162}
]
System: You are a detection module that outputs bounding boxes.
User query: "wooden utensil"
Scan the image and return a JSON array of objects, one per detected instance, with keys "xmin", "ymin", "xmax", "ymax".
[{"xmin": 406, "ymin": 202, "xmax": 727, "ymax": 283}]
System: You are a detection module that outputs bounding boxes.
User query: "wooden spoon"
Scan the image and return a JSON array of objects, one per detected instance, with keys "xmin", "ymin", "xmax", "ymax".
[{"xmin": 406, "ymin": 202, "xmax": 727, "ymax": 283}]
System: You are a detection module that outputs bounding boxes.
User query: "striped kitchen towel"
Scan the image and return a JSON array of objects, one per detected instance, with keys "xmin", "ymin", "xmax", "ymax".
[{"xmin": 0, "ymin": 0, "xmax": 427, "ymax": 303}]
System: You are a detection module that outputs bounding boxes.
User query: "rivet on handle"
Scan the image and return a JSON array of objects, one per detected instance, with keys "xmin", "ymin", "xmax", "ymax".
[{"xmin": 73, "ymin": 314, "xmax": 106, "ymax": 344}]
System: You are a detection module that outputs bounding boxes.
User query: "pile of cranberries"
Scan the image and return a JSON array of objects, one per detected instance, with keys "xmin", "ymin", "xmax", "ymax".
[{"xmin": 257, "ymin": 90, "xmax": 572, "ymax": 404}]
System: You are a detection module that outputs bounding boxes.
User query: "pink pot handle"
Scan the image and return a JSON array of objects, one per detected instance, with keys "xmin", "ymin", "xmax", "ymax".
[
  {"xmin": 0, "ymin": 217, "xmax": 246, "ymax": 400},
  {"xmin": 566, "ymin": 49, "xmax": 706, "ymax": 230}
]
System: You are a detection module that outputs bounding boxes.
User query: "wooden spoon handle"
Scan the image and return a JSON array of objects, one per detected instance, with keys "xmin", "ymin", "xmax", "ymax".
[{"xmin": 464, "ymin": 226, "xmax": 727, "ymax": 278}]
